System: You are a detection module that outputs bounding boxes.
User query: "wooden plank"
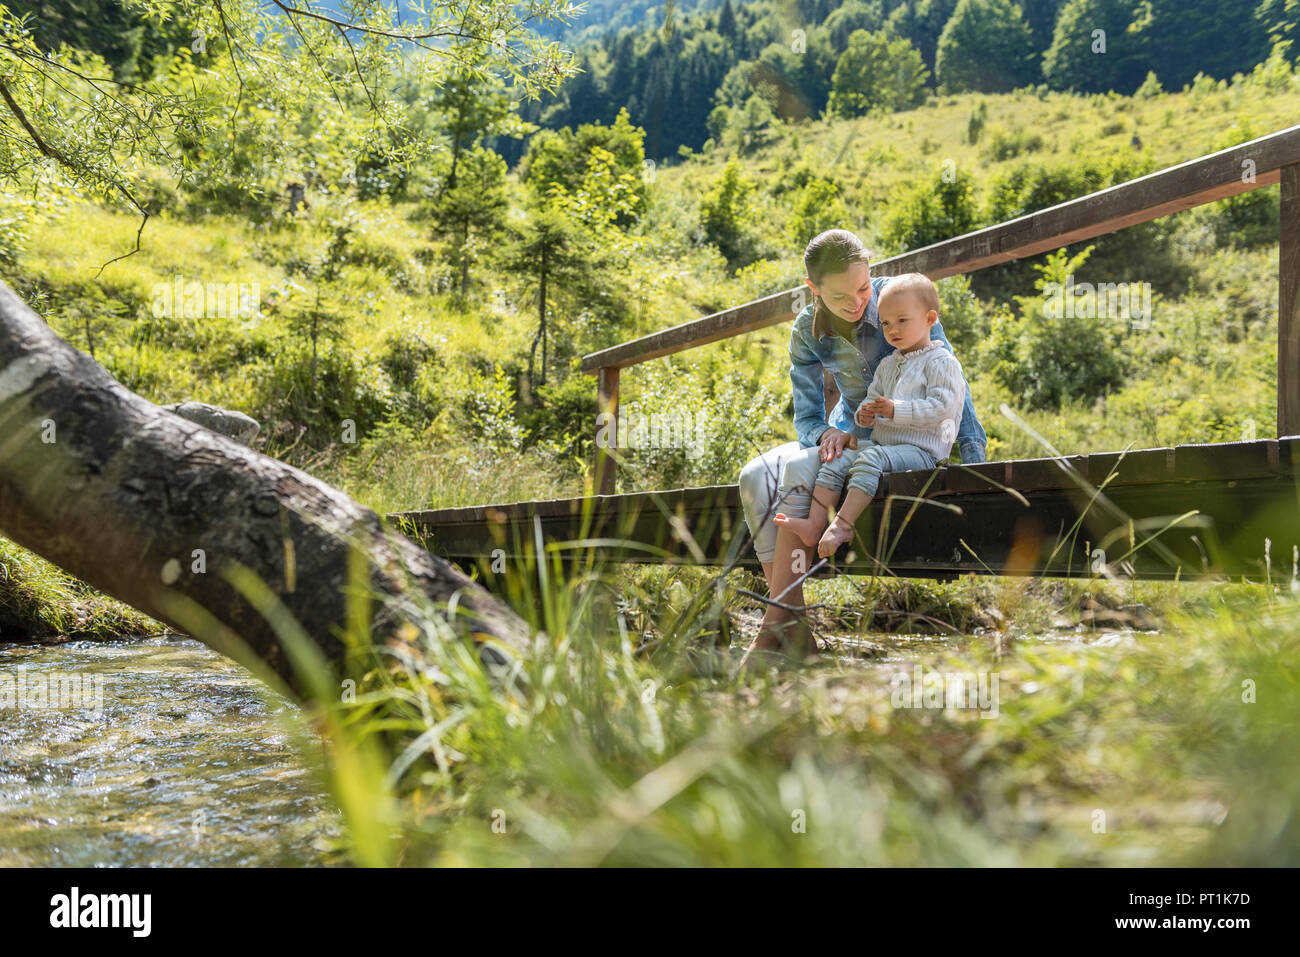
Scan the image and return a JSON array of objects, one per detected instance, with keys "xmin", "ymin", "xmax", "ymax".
[
  {"xmin": 395, "ymin": 441, "xmax": 1294, "ymax": 535},
  {"xmin": 945, "ymin": 460, "xmax": 1013, "ymax": 494},
  {"xmin": 1087, "ymin": 447, "xmax": 1174, "ymax": 486},
  {"xmin": 581, "ymin": 289, "xmax": 797, "ymax": 372},
  {"xmin": 581, "ymin": 126, "xmax": 1300, "ymax": 373},
  {"xmin": 1279, "ymin": 436, "xmax": 1300, "ymax": 475},
  {"xmin": 878, "ymin": 126, "xmax": 1299, "ymax": 280},
  {"xmin": 399, "ymin": 477, "xmax": 1300, "ymax": 581},
  {"xmin": 884, "ymin": 466, "xmax": 947, "ymax": 499},
  {"xmin": 1172, "ymin": 440, "xmax": 1280, "ymax": 482},
  {"xmin": 1282, "ymin": 163, "xmax": 1300, "ymax": 436},
  {"xmin": 1007, "ymin": 454, "xmax": 1090, "ymax": 492}
]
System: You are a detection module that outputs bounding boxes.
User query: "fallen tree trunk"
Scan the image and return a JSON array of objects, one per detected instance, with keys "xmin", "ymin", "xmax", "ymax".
[{"xmin": 0, "ymin": 281, "xmax": 528, "ymax": 697}]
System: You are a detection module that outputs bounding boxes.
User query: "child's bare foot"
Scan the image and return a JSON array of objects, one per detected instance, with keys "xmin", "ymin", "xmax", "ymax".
[
  {"xmin": 817, "ymin": 518, "xmax": 854, "ymax": 558},
  {"xmin": 773, "ymin": 512, "xmax": 826, "ymax": 549}
]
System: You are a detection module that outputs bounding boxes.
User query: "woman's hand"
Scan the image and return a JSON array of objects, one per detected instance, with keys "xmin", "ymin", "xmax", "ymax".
[
  {"xmin": 865, "ymin": 397, "xmax": 895, "ymax": 419},
  {"xmin": 819, "ymin": 428, "xmax": 856, "ymax": 461}
]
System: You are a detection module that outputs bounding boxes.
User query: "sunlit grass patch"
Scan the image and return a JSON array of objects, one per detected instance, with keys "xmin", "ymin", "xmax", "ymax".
[{"xmin": 0, "ymin": 537, "xmax": 162, "ymax": 641}]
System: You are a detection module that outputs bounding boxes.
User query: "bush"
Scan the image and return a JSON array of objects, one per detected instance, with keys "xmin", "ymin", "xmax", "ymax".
[
  {"xmin": 618, "ymin": 358, "xmax": 788, "ymax": 489},
  {"xmin": 981, "ymin": 249, "xmax": 1130, "ymax": 410},
  {"xmin": 881, "ymin": 166, "xmax": 979, "ymax": 254},
  {"xmin": 1135, "ymin": 71, "xmax": 1164, "ymax": 98},
  {"xmin": 787, "ymin": 177, "xmax": 850, "ymax": 247},
  {"xmin": 934, "ymin": 274, "xmax": 985, "ymax": 357},
  {"xmin": 699, "ymin": 157, "xmax": 760, "ymax": 270},
  {"xmin": 977, "ymin": 153, "xmax": 1189, "ymax": 302},
  {"xmin": 524, "ymin": 373, "xmax": 597, "ymax": 461},
  {"xmin": 983, "ymin": 126, "xmax": 1044, "ymax": 161},
  {"xmin": 965, "ymin": 101, "xmax": 988, "ymax": 144}
]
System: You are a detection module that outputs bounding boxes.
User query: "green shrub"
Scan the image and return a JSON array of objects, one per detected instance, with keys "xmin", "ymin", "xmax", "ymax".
[
  {"xmin": 525, "ymin": 373, "xmax": 597, "ymax": 461},
  {"xmin": 983, "ymin": 126, "xmax": 1044, "ymax": 161},
  {"xmin": 981, "ymin": 249, "xmax": 1129, "ymax": 410},
  {"xmin": 881, "ymin": 166, "xmax": 979, "ymax": 254},
  {"xmin": 977, "ymin": 152, "xmax": 1189, "ymax": 301},
  {"xmin": 787, "ymin": 177, "xmax": 850, "ymax": 247},
  {"xmin": 699, "ymin": 157, "xmax": 761, "ymax": 270}
]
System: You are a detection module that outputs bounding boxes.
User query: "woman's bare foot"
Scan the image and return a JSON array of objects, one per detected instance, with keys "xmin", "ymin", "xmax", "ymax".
[
  {"xmin": 773, "ymin": 512, "xmax": 826, "ymax": 549},
  {"xmin": 738, "ymin": 616, "xmax": 819, "ymax": 673},
  {"xmin": 817, "ymin": 517, "xmax": 854, "ymax": 558}
]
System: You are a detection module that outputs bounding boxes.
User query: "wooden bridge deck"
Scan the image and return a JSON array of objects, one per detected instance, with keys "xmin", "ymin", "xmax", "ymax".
[{"xmin": 393, "ymin": 439, "xmax": 1300, "ymax": 581}]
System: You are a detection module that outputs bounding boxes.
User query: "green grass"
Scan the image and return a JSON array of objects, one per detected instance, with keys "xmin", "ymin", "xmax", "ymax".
[
  {"xmin": 0, "ymin": 536, "xmax": 162, "ymax": 641},
  {"xmin": 266, "ymin": 547, "xmax": 1299, "ymax": 867}
]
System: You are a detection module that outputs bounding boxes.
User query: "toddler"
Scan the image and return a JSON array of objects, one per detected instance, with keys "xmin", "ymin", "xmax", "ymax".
[{"xmin": 774, "ymin": 273, "xmax": 966, "ymax": 558}]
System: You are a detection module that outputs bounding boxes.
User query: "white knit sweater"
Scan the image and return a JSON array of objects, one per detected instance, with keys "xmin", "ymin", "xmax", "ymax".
[{"xmin": 858, "ymin": 340, "xmax": 966, "ymax": 462}]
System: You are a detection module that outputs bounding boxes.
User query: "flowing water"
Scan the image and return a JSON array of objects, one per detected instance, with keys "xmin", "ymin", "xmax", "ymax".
[
  {"xmin": 0, "ymin": 636, "xmax": 343, "ymax": 866},
  {"xmin": 0, "ymin": 626, "xmax": 1144, "ymax": 866}
]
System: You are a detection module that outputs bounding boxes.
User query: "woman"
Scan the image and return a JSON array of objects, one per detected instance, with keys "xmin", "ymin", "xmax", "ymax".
[{"xmin": 737, "ymin": 230, "xmax": 987, "ymax": 667}]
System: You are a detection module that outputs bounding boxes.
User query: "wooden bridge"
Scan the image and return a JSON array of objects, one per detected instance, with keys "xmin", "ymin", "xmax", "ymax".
[{"xmin": 394, "ymin": 125, "xmax": 1300, "ymax": 583}]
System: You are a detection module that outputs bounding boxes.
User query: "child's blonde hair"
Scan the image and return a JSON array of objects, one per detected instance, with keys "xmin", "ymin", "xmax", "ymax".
[{"xmin": 879, "ymin": 272, "xmax": 940, "ymax": 315}]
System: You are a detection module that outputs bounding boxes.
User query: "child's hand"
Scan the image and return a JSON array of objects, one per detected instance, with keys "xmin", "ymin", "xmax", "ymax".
[
  {"xmin": 866, "ymin": 397, "xmax": 895, "ymax": 419},
  {"xmin": 855, "ymin": 403, "xmax": 876, "ymax": 427}
]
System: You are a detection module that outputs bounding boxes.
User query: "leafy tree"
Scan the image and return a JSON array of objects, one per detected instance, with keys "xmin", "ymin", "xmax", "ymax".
[
  {"xmin": 699, "ymin": 157, "xmax": 758, "ymax": 269},
  {"xmin": 787, "ymin": 177, "xmax": 850, "ymax": 247},
  {"xmin": 1041, "ymin": 0, "xmax": 1156, "ymax": 93},
  {"xmin": 828, "ymin": 30, "xmax": 928, "ymax": 117},
  {"xmin": 427, "ymin": 146, "xmax": 509, "ymax": 297},
  {"xmin": 4, "ymin": 0, "xmax": 191, "ymax": 81},
  {"xmin": 1018, "ymin": 0, "xmax": 1070, "ymax": 52},
  {"xmin": 0, "ymin": 0, "xmax": 577, "ymax": 260},
  {"xmin": 881, "ymin": 166, "xmax": 979, "ymax": 254},
  {"xmin": 936, "ymin": 0, "xmax": 1038, "ymax": 93},
  {"xmin": 824, "ymin": 1, "xmax": 888, "ymax": 53},
  {"xmin": 504, "ymin": 205, "xmax": 591, "ymax": 391},
  {"xmin": 1256, "ymin": 0, "xmax": 1300, "ymax": 50},
  {"xmin": 884, "ymin": 0, "xmax": 959, "ymax": 75},
  {"xmin": 285, "ymin": 216, "xmax": 354, "ymax": 403},
  {"xmin": 730, "ymin": 92, "xmax": 777, "ymax": 149},
  {"xmin": 432, "ymin": 69, "xmax": 531, "ymax": 194},
  {"xmin": 520, "ymin": 108, "xmax": 649, "ymax": 225},
  {"xmin": 1129, "ymin": 1, "xmax": 1271, "ymax": 90},
  {"xmin": 717, "ymin": 0, "xmax": 739, "ymax": 37}
]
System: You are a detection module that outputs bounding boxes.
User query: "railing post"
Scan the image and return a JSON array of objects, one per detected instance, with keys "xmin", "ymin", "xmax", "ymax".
[
  {"xmin": 1281, "ymin": 162, "xmax": 1300, "ymax": 437},
  {"xmin": 595, "ymin": 365, "xmax": 619, "ymax": 495}
]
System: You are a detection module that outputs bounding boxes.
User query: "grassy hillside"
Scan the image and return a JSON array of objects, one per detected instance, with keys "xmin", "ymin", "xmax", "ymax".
[{"xmin": 2, "ymin": 65, "xmax": 1297, "ymax": 521}]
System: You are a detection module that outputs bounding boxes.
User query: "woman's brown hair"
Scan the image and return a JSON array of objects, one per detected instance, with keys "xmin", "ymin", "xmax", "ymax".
[{"xmin": 804, "ymin": 229, "xmax": 871, "ymax": 333}]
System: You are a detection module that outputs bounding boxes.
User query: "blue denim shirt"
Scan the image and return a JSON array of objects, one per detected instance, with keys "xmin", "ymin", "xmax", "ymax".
[{"xmin": 790, "ymin": 276, "xmax": 988, "ymax": 461}]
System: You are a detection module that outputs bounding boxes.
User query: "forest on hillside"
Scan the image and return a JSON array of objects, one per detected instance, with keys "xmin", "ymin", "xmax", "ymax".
[{"xmin": 517, "ymin": 0, "xmax": 1297, "ymax": 160}]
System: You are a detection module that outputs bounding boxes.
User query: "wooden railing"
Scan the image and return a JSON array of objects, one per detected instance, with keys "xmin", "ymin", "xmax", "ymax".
[{"xmin": 583, "ymin": 125, "xmax": 1300, "ymax": 494}]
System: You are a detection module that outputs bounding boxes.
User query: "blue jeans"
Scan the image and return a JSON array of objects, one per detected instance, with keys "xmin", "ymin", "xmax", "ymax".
[
  {"xmin": 741, "ymin": 438, "xmax": 965, "ymax": 562},
  {"xmin": 813, "ymin": 440, "xmax": 938, "ymax": 498}
]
